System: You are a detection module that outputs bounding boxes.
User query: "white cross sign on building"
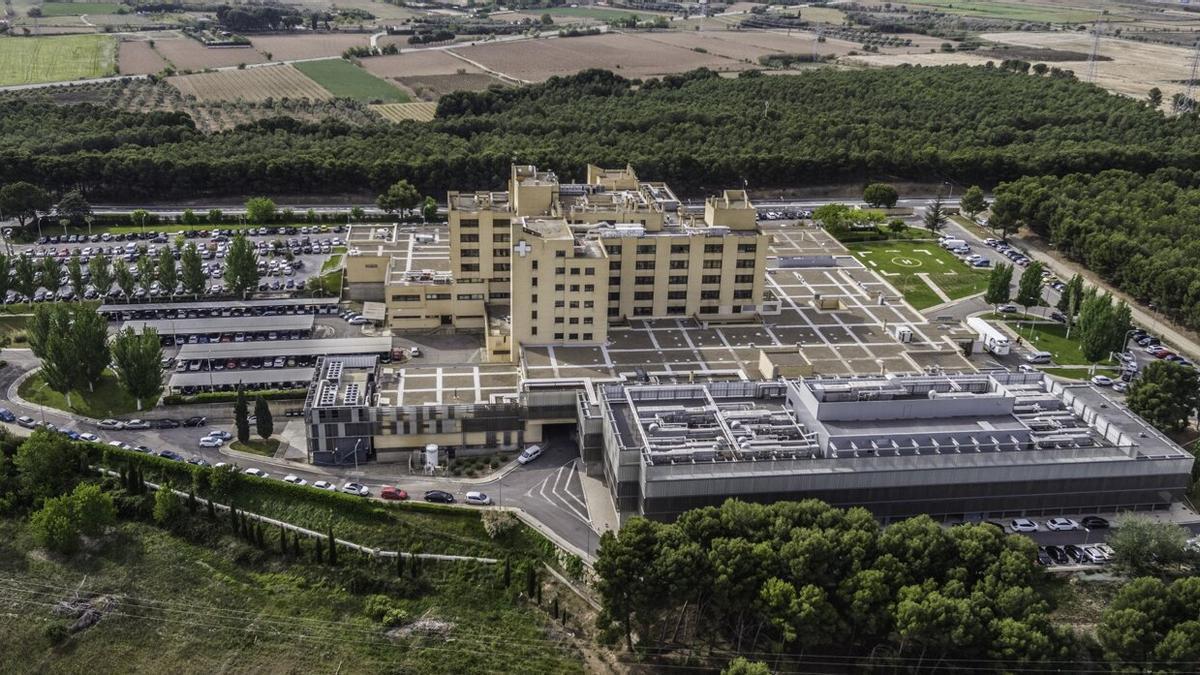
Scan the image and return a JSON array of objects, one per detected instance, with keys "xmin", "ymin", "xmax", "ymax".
[{"xmin": 514, "ymin": 240, "xmax": 532, "ymax": 256}]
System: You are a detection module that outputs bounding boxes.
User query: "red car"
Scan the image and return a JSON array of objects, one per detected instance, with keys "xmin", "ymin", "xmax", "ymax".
[{"xmin": 380, "ymin": 486, "xmax": 408, "ymax": 501}]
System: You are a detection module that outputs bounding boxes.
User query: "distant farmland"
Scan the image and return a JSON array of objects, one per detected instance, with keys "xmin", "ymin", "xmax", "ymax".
[
  {"xmin": 371, "ymin": 101, "xmax": 438, "ymax": 122},
  {"xmin": 169, "ymin": 65, "xmax": 333, "ymax": 102},
  {"xmin": 293, "ymin": 59, "xmax": 409, "ymax": 103},
  {"xmin": 40, "ymin": 2, "xmax": 126, "ymax": 16},
  {"xmin": 0, "ymin": 34, "xmax": 116, "ymax": 86}
]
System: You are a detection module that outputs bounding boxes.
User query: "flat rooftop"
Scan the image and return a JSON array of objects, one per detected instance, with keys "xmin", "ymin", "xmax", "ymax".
[
  {"xmin": 177, "ymin": 337, "xmax": 392, "ymax": 361},
  {"xmin": 169, "ymin": 367, "xmax": 315, "ymax": 388},
  {"xmin": 122, "ymin": 315, "xmax": 314, "ymax": 336}
]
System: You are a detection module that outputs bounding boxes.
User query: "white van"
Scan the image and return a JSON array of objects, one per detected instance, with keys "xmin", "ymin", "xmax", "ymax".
[
  {"xmin": 940, "ymin": 238, "xmax": 967, "ymax": 250},
  {"xmin": 1025, "ymin": 351, "xmax": 1052, "ymax": 364}
]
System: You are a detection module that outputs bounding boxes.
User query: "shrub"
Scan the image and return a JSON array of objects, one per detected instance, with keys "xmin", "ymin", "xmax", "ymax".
[{"xmin": 481, "ymin": 510, "xmax": 519, "ymax": 539}]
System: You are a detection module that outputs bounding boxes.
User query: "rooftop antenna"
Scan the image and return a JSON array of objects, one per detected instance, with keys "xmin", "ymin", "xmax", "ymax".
[
  {"xmin": 1085, "ymin": 16, "xmax": 1104, "ymax": 83},
  {"xmin": 1176, "ymin": 40, "xmax": 1200, "ymax": 115}
]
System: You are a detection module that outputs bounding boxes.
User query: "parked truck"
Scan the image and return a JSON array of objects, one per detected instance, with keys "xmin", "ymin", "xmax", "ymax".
[{"xmin": 967, "ymin": 317, "xmax": 1011, "ymax": 356}]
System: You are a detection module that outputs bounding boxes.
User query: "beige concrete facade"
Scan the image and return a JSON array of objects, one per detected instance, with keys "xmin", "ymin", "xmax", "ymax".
[{"xmin": 346, "ymin": 164, "xmax": 771, "ymax": 359}]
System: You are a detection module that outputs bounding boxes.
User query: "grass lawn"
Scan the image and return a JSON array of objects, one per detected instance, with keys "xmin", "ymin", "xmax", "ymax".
[
  {"xmin": 546, "ymin": 6, "xmax": 661, "ymax": 20},
  {"xmin": 995, "ymin": 318, "xmax": 1115, "ymax": 366},
  {"xmin": 1043, "ymin": 366, "xmax": 1118, "ymax": 381},
  {"xmin": 230, "ymin": 438, "xmax": 279, "ymax": 456},
  {"xmin": 904, "ymin": 0, "xmax": 1119, "ymax": 24},
  {"xmin": 320, "ymin": 253, "xmax": 342, "ymax": 273},
  {"xmin": 0, "ymin": 34, "xmax": 117, "ymax": 86},
  {"xmin": 847, "ymin": 240, "xmax": 989, "ymax": 310},
  {"xmin": 0, "ymin": 517, "xmax": 584, "ymax": 674},
  {"xmin": 19, "ymin": 369, "xmax": 153, "ymax": 418},
  {"xmin": 40, "ymin": 1, "xmax": 127, "ymax": 16},
  {"xmin": 293, "ymin": 59, "xmax": 409, "ymax": 103}
]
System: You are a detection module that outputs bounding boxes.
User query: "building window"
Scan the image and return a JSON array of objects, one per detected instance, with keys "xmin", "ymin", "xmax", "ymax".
[
  {"xmin": 531, "ymin": 278, "xmax": 538, "ymax": 287},
  {"xmin": 738, "ymin": 243, "xmax": 757, "ymax": 253},
  {"xmin": 583, "ymin": 332, "xmax": 593, "ymax": 340},
  {"xmin": 569, "ymin": 318, "xmax": 579, "ymax": 325},
  {"xmin": 667, "ymin": 290, "xmax": 686, "ymax": 300},
  {"xmin": 735, "ymin": 274, "xmax": 754, "ymax": 284},
  {"xmin": 736, "ymin": 259, "xmax": 755, "ymax": 269},
  {"xmin": 670, "ymin": 244, "xmax": 689, "ymax": 254},
  {"xmin": 669, "ymin": 260, "xmax": 687, "ymax": 270},
  {"xmin": 391, "ymin": 294, "xmax": 419, "ymax": 302},
  {"xmin": 456, "ymin": 293, "xmax": 484, "ymax": 300},
  {"xmin": 609, "ymin": 261, "xmax": 621, "ymax": 271},
  {"xmin": 493, "ymin": 233, "xmax": 511, "ymax": 243},
  {"xmin": 584, "ymin": 317, "xmax": 594, "ymax": 324},
  {"xmin": 532, "ymin": 260, "xmax": 538, "ymax": 270},
  {"xmin": 426, "ymin": 293, "xmax": 450, "ymax": 300},
  {"xmin": 608, "ymin": 307, "xmax": 619, "ymax": 317},
  {"xmin": 531, "ymin": 310, "xmax": 538, "ymax": 320},
  {"xmin": 532, "ymin": 294, "xmax": 538, "ymax": 302},
  {"xmin": 494, "ymin": 263, "xmax": 511, "ymax": 272},
  {"xmin": 555, "ymin": 284, "xmax": 565, "ymax": 292},
  {"xmin": 555, "ymin": 250, "xmax": 566, "ymax": 258},
  {"xmin": 704, "ymin": 244, "xmax": 723, "ymax": 254},
  {"xmin": 570, "ymin": 267, "xmax": 580, "ymax": 275},
  {"xmin": 734, "ymin": 290, "xmax": 752, "ymax": 299},
  {"xmin": 531, "ymin": 326, "xmax": 537, "ymax": 336},
  {"xmin": 635, "ymin": 276, "xmax": 654, "ymax": 285},
  {"xmin": 495, "ymin": 219, "xmax": 510, "ymax": 227},
  {"xmin": 461, "ymin": 249, "xmax": 479, "ymax": 258},
  {"xmin": 569, "ymin": 301, "xmax": 579, "ymax": 309},
  {"xmin": 584, "ymin": 284, "xmax": 594, "ymax": 292},
  {"xmin": 569, "ymin": 333, "xmax": 578, "ymax": 340},
  {"xmin": 635, "ymin": 261, "xmax": 655, "ymax": 270},
  {"xmin": 461, "ymin": 264, "xmax": 480, "ymax": 272},
  {"xmin": 494, "ymin": 248, "xmax": 511, "ymax": 257},
  {"xmin": 609, "ymin": 276, "xmax": 620, "ymax": 286},
  {"xmin": 699, "ymin": 306, "xmax": 718, "ymax": 314},
  {"xmin": 584, "ymin": 300, "xmax": 594, "ymax": 308},
  {"xmin": 584, "ymin": 268, "xmax": 595, "ymax": 276},
  {"xmin": 460, "ymin": 234, "xmax": 479, "ymax": 243},
  {"xmin": 703, "ymin": 260, "xmax": 722, "ymax": 269},
  {"xmin": 492, "ymin": 292, "xmax": 510, "ymax": 299},
  {"xmin": 701, "ymin": 290, "xmax": 720, "ymax": 300},
  {"xmin": 667, "ymin": 306, "xmax": 686, "ymax": 315},
  {"xmin": 609, "ymin": 292, "xmax": 620, "ymax": 301},
  {"xmin": 554, "ymin": 300, "xmax": 565, "ymax": 308},
  {"xmin": 636, "ymin": 245, "xmax": 655, "ymax": 255},
  {"xmin": 554, "ymin": 332, "xmax": 564, "ymax": 340},
  {"xmin": 555, "ymin": 267, "xmax": 565, "ymax": 275},
  {"xmin": 555, "ymin": 317, "xmax": 564, "ymax": 324},
  {"xmin": 702, "ymin": 275, "xmax": 720, "ymax": 284},
  {"xmin": 606, "ymin": 245, "xmax": 622, "ymax": 255},
  {"xmin": 669, "ymin": 276, "xmax": 687, "ymax": 285},
  {"xmin": 460, "ymin": 219, "xmax": 479, "ymax": 228},
  {"xmin": 634, "ymin": 307, "xmax": 653, "ymax": 316},
  {"xmin": 570, "ymin": 284, "xmax": 579, "ymax": 292},
  {"xmin": 634, "ymin": 291, "xmax": 653, "ymax": 301}
]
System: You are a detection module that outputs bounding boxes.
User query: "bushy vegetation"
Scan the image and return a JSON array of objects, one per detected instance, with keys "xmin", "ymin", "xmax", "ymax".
[{"xmin": 2, "ymin": 66, "xmax": 1197, "ymax": 199}]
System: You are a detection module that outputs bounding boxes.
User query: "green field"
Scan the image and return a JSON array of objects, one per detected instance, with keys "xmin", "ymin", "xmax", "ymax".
[
  {"xmin": 293, "ymin": 59, "xmax": 409, "ymax": 103},
  {"xmin": 229, "ymin": 438, "xmax": 279, "ymax": 456},
  {"xmin": 905, "ymin": 0, "xmax": 1120, "ymax": 24},
  {"xmin": 998, "ymin": 318, "xmax": 1116, "ymax": 366},
  {"xmin": 848, "ymin": 240, "xmax": 989, "ymax": 310},
  {"xmin": 545, "ymin": 6, "xmax": 661, "ymax": 20},
  {"xmin": 0, "ymin": 34, "xmax": 116, "ymax": 86},
  {"xmin": 18, "ymin": 369, "xmax": 151, "ymax": 418},
  {"xmin": 40, "ymin": 1, "xmax": 127, "ymax": 16}
]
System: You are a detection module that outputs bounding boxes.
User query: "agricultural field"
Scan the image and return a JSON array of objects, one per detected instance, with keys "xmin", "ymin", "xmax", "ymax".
[
  {"xmin": 294, "ymin": 58, "xmax": 409, "ymax": 102},
  {"xmin": 0, "ymin": 34, "xmax": 116, "ymax": 86},
  {"xmin": 168, "ymin": 64, "xmax": 333, "ymax": 103},
  {"xmin": 117, "ymin": 39, "xmax": 168, "ymax": 75},
  {"xmin": 399, "ymin": 73, "xmax": 507, "ymax": 99},
  {"xmin": 903, "ymin": 0, "xmax": 1127, "ymax": 24},
  {"xmin": 636, "ymin": 28, "xmax": 871, "ymax": 64},
  {"xmin": 847, "ymin": 240, "xmax": 989, "ymax": 310},
  {"xmin": 526, "ymin": 6, "xmax": 664, "ymax": 21},
  {"xmin": 151, "ymin": 36, "xmax": 265, "ymax": 71},
  {"xmin": 456, "ymin": 32, "xmax": 752, "ymax": 83},
  {"xmin": 39, "ymin": 1, "xmax": 126, "ymax": 16},
  {"xmin": 361, "ymin": 48, "xmax": 487, "ymax": 79},
  {"xmin": 249, "ymin": 33, "xmax": 371, "ymax": 61},
  {"xmin": 372, "ymin": 101, "xmax": 438, "ymax": 121}
]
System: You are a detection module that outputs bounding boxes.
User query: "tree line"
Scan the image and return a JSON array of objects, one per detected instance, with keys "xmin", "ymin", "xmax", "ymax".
[{"xmin": 2, "ymin": 65, "xmax": 1199, "ymax": 199}]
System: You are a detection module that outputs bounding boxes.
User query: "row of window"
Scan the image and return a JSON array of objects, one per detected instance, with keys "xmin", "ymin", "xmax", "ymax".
[
  {"xmin": 605, "ymin": 306, "xmax": 740, "ymax": 318},
  {"xmin": 530, "ymin": 313, "xmax": 596, "ymax": 325},
  {"xmin": 530, "ymin": 296, "xmax": 596, "ymax": 309},
  {"xmin": 530, "ymin": 327, "xmax": 594, "ymax": 340},
  {"xmin": 461, "ymin": 263, "xmax": 511, "ymax": 272},
  {"xmin": 610, "ymin": 290, "xmax": 753, "ymax": 301},
  {"xmin": 457, "ymin": 219, "xmax": 510, "ymax": 229},
  {"xmin": 604, "ymin": 243, "xmax": 758, "ymax": 256},
  {"xmin": 608, "ymin": 259, "xmax": 755, "ymax": 271}
]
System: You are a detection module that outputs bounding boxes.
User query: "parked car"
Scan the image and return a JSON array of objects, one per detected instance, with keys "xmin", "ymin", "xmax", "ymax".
[
  {"xmin": 282, "ymin": 475, "xmax": 309, "ymax": 487},
  {"xmin": 154, "ymin": 418, "xmax": 181, "ymax": 429},
  {"xmin": 242, "ymin": 467, "xmax": 268, "ymax": 478},
  {"xmin": 1036, "ymin": 547, "xmax": 1053, "ymax": 566},
  {"xmin": 1081, "ymin": 516, "xmax": 1110, "ymax": 529},
  {"xmin": 1095, "ymin": 543, "xmax": 1116, "ymax": 558},
  {"xmin": 158, "ymin": 450, "xmax": 184, "ymax": 462},
  {"xmin": 1046, "ymin": 517, "xmax": 1081, "ymax": 531},
  {"xmin": 97, "ymin": 418, "xmax": 125, "ymax": 430},
  {"xmin": 1112, "ymin": 381, "xmax": 1129, "ymax": 393},
  {"xmin": 1082, "ymin": 546, "xmax": 1109, "ymax": 564},
  {"xmin": 424, "ymin": 490, "xmax": 455, "ymax": 504},
  {"xmin": 1045, "ymin": 545, "xmax": 1069, "ymax": 565},
  {"xmin": 16, "ymin": 416, "xmax": 37, "ymax": 429},
  {"xmin": 380, "ymin": 486, "xmax": 409, "ymax": 501},
  {"xmin": 998, "ymin": 304, "xmax": 1019, "ymax": 314},
  {"xmin": 465, "ymin": 491, "xmax": 492, "ymax": 506},
  {"xmin": 206, "ymin": 429, "xmax": 232, "ymax": 441},
  {"xmin": 518, "ymin": 444, "xmax": 544, "ymax": 465},
  {"xmin": 183, "ymin": 416, "xmax": 208, "ymax": 427},
  {"xmin": 198, "ymin": 436, "xmax": 222, "ymax": 448},
  {"xmin": 1064, "ymin": 545, "xmax": 1085, "ymax": 563},
  {"xmin": 78, "ymin": 432, "xmax": 99, "ymax": 442},
  {"xmin": 1090, "ymin": 375, "xmax": 1113, "ymax": 387},
  {"xmin": 342, "ymin": 482, "xmax": 369, "ymax": 497},
  {"xmin": 124, "ymin": 419, "xmax": 150, "ymax": 430},
  {"xmin": 312, "ymin": 480, "xmax": 336, "ymax": 491},
  {"xmin": 0, "ymin": 408, "xmax": 14, "ymax": 423},
  {"xmin": 1010, "ymin": 518, "xmax": 1039, "ymax": 533}
]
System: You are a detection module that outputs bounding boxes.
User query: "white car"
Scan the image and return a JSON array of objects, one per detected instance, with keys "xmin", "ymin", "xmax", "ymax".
[
  {"xmin": 997, "ymin": 304, "xmax": 1019, "ymax": 314},
  {"xmin": 107, "ymin": 440, "xmax": 124, "ymax": 449},
  {"xmin": 313, "ymin": 480, "xmax": 336, "ymax": 491},
  {"xmin": 242, "ymin": 467, "xmax": 268, "ymax": 478},
  {"xmin": 97, "ymin": 419, "xmax": 125, "ymax": 430},
  {"xmin": 1009, "ymin": 518, "xmax": 1039, "ymax": 533},
  {"xmin": 517, "ymin": 444, "xmax": 544, "ymax": 465},
  {"xmin": 198, "ymin": 436, "xmax": 222, "ymax": 448},
  {"xmin": 1112, "ymin": 381, "xmax": 1129, "ymax": 393},
  {"xmin": 465, "ymin": 491, "xmax": 492, "ymax": 506},
  {"xmin": 1082, "ymin": 546, "xmax": 1109, "ymax": 563},
  {"xmin": 341, "ymin": 482, "xmax": 369, "ymax": 497},
  {"xmin": 282, "ymin": 474, "xmax": 309, "ymax": 487},
  {"xmin": 1090, "ymin": 375, "xmax": 1114, "ymax": 387},
  {"xmin": 123, "ymin": 419, "xmax": 150, "ymax": 430},
  {"xmin": 1095, "ymin": 543, "xmax": 1116, "ymax": 558},
  {"xmin": 1046, "ymin": 517, "xmax": 1081, "ymax": 531},
  {"xmin": 347, "ymin": 316, "xmax": 369, "ymax": 325},
  {"xmin": 207, "ymin": 429, "xmax": 233, "ymax": 441},
  {"xmin": 78, "ymin": 432, "xmax": 99, "ymax": 442}
]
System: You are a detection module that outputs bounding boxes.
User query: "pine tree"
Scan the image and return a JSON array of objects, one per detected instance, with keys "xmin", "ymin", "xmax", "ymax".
[
  {"xmin": 525, "ymin": 564, "xmax": 536, "ymax": 599},
  {"xmin": 396, "ymin": 552, "xmax": 406, "ymax": 577},
  {"xmin": 207, "ymin": 498, "xmax": 216, "ymax": 520}
]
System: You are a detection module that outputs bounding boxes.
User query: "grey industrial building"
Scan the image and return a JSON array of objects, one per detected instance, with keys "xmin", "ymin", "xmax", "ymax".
[{"xmin": 594, "ymin": 372, "xmax": 1195, "ymax": 521}]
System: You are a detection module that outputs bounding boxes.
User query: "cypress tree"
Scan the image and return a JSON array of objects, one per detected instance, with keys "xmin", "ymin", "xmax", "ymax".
[
  {"xmin": 536, "ymin": 580, "xmax": 543, "ymax": 606},
  {"xmin": 229, "ymin": 505, "xmax": 238, "ymax": 531},
  {"xmin": 279, "ymin": 524, "xmax": 287, "ymax": 553},
  {"xmin": 525, "ymin": 564, "xmax": 535, "ymax": 599},
  {"xmin": 187, "ymin": 490, "xmax": 197, "ymax": 515},
  {"xmin": 327, "ymin": 524, "xmax": 337, "ymax": 566},
  {"xmin": 292, "ymin": 532, "xmax": 302, "ymax": 557},
  {"xmin": 396, "ymin": 552, "xmax": 405, "ymax": 577},
  {"xmin": 119, "ymin": 466, "xmax": 128, "ymax": 490},
  {"xmin": 552, "ymin": 595, "xmax": 559, "ymax": 619},
  {"xmin": 206, "ymin": 498, "xmax": 216, "ymax": 520},
  {"xmin": 314, "ymin": 537, "xmax": 324, "ymax": 564},
  {"xmin": 502, "ymin": 557, "xmax": 511, "ymax": 587}
]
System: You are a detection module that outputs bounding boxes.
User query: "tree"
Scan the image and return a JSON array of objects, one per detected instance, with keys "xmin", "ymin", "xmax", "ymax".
[
  {"xmin": 34, "ymin": 306, "xmax": 84, "ymax": 406},
  {"xmin": 234, "ymin": 385, "xmax": 250, "ymax": 444},
  {"xmin": 88, "ymin": 255, "xmax": 113, "ymax": 298},
  {"xmin": 988, "ymin": 192, "xmax": 1021, "ymax": 241},
  {"xmin": 55, "ymin": 190, "xmax": 91, "ymax": 225},
  {"xmin": 66, "ymin": 254, "xmax": 84, "ymax": 300},
  {"xmin": 349, "ymin": 206, "xmax": 365, "ymax": 222},
  {"xmin": 255, "ymin": 396, "xmax": 273, "ymax": 440},
  {"xmin": 960, "ymin": 185, "xmax": 987, "ymax": 218},
  {"xmin": 721, "ymin": 658, "xmax": 771, "ymax": 675},
  {"xmin": 984, "ymin": 262, "xmax": 1013, "ymax": 307},
  {"xmin": 922, "ymin": 196, "xmax": 946, "ymax": 235},
  {"xmin": 1148, "ymin": 87, "xmax": 1163, "ymax": 109},
  {"xmin": 421, "ymin": 196, "xmax": 438, "ymax": 222},
  {"xmin": 224, "ymin": 234, "xmax": 259, "ymax": 298},
  {"xmin": 157, "ymin": 246, "xmax": 178, "ymax": 294},
  {"xmin": 1056, "ymin": 273, "xmax": 1083, "ymax": 315},
  {"xmin": 30, "ymin": 494, "xmax": 80, "ymax": 554},
  {"xmin": 207, "ymin": 208, "xmax": 223, "ymax": 225},
  {"xmin": 180, "ymin": 242, "xmax": 205, "ymax": 298},
  {"xmin": 70, "ymin": 482, "xmax": 116, "ymax": 537},
  {"xmin": 129, "ymin": 208, "xmax": 150, "ymax": 234},
  {"xmin": 1127, "ymin": 360, "xmax": 1200, "ymax": 434},
  {"xmin": 0, "ymin": 182, "xmax": 52, "ymax": 231},
  {"xmin": 110, "ymin": 327, "xmax": 163, "ymax": 411},
  {"xmin": 1108, "ymin": 516, "xmax": 1192, "ymax": 575},
  {"xmin": 1077, "ymin": 292, "xmax": 1115, "ymax": 362},
  {"xmin": 37, "ymin": 255, "xmax": 61, "ymax": 295},
  {"xmin": 377, "ymin": 179, "xmax": 421, "ymax": 215},
  {"xmin": 72, "ymin": 305, "xmax": 111, "ymax": 392},
  {"xmin": 1015, "ymin": 260, "xmax": 1044, "ymax": 311},
  {"xmin": 14, "ymin": 429, "xmax": 85, "ymax": 501},
  {"xmin": 0, "ymin": 255, "xmax": 10, "ymax": 305},
  {"xmin": 14, "ymin": 255, "xmax": 35, "ymax": 298},
  {"xmin": 540, "ymin": 12, "xmax": 553, "ymax": 24},
  {"xmin": 886, "ymin": 218, "xmax": 905, "ymax": 235},
  {"xmin": 115, "ymin": 259, "xmax": 136, "ymax": 298},
  {"xmin": 862, "ymin": 183, "xmax": 898, "ymax": 208},
  {"xmin": 813, "ymin": 203, "xmax": 853, "ymax": 230},
  {"xmin": 245, "ymin": 197, "xmax": 276, "ymax": 224},
  {"xmin": 181, "ymin": 208, "xmax": 198, "ymax": 226},
  {"xmin": 136, "ymin": 253, "xmax": 155, "ymax": 292},
  {"xmin": 153, "ymin": 483, "xmax": 182, "ymax": 525}
]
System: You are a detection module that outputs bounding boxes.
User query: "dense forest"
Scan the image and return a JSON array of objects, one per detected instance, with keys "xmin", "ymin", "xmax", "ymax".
[
  {"xmin": 1, "ymin": 65, "xmax": 1197, "ymax": 199},
  {"xmin": 992, "ymin": 168, "xmax": 1200, "ymax": 331}
]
